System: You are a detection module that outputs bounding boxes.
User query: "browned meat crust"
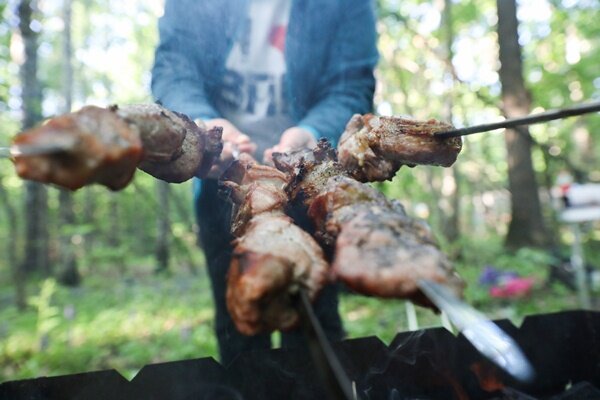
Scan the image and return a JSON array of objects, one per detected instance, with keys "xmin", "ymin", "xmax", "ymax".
[
  {"xmin": 220, "ymin": 157, "xmax": 329, "ymax": 335},
  {"xmin": 12, "ymin": 104, "xmax": 223, "ymax": 190},
  {"xmin": 121, "ymin": 104, "xmax": 223, "ymax": 183},
  {"xmin": 227, "ymin": 214, "xmax": 329, "ymax": 334},
  {"xmin": 13, "ymin": 106, "xmax": 143, "ymax": 191},
  {"xmin": 308, "ymin": 176, "xmax": 464, "ymax": 306},
  {"xmin": 274, "ymin": 141, "xmax": 464, "ymax": 308},
  {"xmin": 219, "ymin": 155, "xmax": 290, "ymax": 237},
  {"xmin": 338, "ymin": 114, "xmax": 462, "ymax": 182},
  {"xmin": 273, "ymin": 140, "xmax": 345, "ymax": 218}
]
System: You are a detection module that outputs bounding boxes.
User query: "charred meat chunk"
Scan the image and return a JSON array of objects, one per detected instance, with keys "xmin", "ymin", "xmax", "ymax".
[
  {"xmin": 227, "ymin": 214, "xmax": 329, "ymax": 335},
  {"xmin": 338, "ymin": 114, "xmax": 462, "ymax": 182},
  {"xmin": 13, "ymin": 106, "xmax": 143, "ymax": 191},
  {"xmin": 220, "ymin": 156, "xmax": 329, "ymax": 335},
  {"xmin": 308, "ymin": 176, "xmax": 464, "ymax": 306},
  {"xmin": 274, "ymin": 141, "xmax": 464, "ymax": 308},
  {"xmin": 118, "ymin": 104, "xmax": 223, "ymax": 183},
  {"xmin": 12, "ymin": 104, "xmax": 223, "ymax": 190}
]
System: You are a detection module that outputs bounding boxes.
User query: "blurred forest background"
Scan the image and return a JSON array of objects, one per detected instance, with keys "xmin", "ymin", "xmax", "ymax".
[{"xmin": 0, "ymin": 0, "xmax": 599, "ymax": 382}]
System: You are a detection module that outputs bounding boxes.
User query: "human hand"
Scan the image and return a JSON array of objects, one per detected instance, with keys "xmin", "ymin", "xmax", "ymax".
[
  {"xmin": 263, "ymin": 126, "xmax": 317, "ymax": 164},
  {"xmin": 203, "ymin": 118, "xmax": 257, "ymax": 157},
  {"xmin": 199, "ymin": 118, "xmax": 257, "ymax": 178}
]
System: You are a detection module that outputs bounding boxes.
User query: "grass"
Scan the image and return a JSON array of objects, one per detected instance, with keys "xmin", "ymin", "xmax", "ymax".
[
  {"xmin": 0, "ymin": 238, "xmax": 592, "ymax": 383},
  {"xmin": 0, "ymin": 264, "xmax": 218, "ymax": 382}
]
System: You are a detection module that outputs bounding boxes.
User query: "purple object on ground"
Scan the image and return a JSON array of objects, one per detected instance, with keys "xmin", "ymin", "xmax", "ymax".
[{"xmin": 479, "ymin": 265, "xmax": 519, "ymax": 286}]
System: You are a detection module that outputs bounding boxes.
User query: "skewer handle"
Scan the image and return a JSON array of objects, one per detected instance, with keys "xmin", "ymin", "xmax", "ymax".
[
  {"xmin": 298, "ymin": 289, "xmax": 357, "ymax": 400},
  {"xmin": 0, "ymin": 138, "xmax": 79, "ymax": 159},
  {"xmin": 0, "ymin": 148, "xmax": 11, "ymax": 159},
  {"xmin": 437, "ymin": 101, "xmax": 600, "ymax": 138},
  {"xmin": 417, "ymin": 279, "xmax": 534, "ymax": 382}
]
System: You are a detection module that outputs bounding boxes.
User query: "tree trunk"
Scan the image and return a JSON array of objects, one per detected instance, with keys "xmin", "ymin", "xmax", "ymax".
[
  {"xmin": 57, "ymin": 0, "xmax": 80, "ymax": 286},
  {"xmin": 19, "ymin": 0, "xmax": 50, "ymax": 275},
  {"xmin": 82, "ymin": 187, "xmax": 96, "ymax": 253},
  {"xmin": 497, "ymin": 0, "xmax": 548, "ymax": 249},
  {"xmin": 22, "ymin": 184, "xmax": 49, "ymax": 274},
  {"xmin": 133, "ymin": 181, "xmax": 198, "ymax": 274},
  {"xmin": 58, "ymin": 189, "xmax": 80, "ymax": 285},
  {"xmin": 155, "ymin": 180, "xmax": 171, "ymax": 273},
  {"xmin": 440, "ymin": 0, "xmax": 461, "ymax": 244},
  {"xmin": 108, "ymin": 193, "xmax": 125, "ymax": 275},
  {"xmin": 0, "ymin": 180, "xmax": 26, "ymax": 309}
]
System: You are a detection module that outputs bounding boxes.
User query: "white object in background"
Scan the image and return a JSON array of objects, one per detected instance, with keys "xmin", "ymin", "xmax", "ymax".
[
  {"xmin": 405, "ymin": 301, "xmax": 419, "ymax": 331},
  {"xmin": 560, "ymin": 206, "xmax": 600, "ymax": 223},
  {"xmin": 566, "ymin": 183, "xmax": 600, "ymax": 207},
  {"xmin": 559, "ymin": 199, "xmax": 599, "ymax": 310},
  {"xmin": 568, "ymin": 224, "xmax": 592, "ymax": 309}
]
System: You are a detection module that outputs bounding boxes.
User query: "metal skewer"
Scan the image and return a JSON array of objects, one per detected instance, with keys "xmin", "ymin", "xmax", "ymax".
[
  {"xmin": 417, "ymin": 279, "xmax": 534, "ymax": 382},
  {"xmin": 0, "ymin": 137, "xmax": 79, "ymax": 158},
  {"xmin": 436, "ymin": 100, "xmax": 600, "ymax": 138},
  {"xmin": 297, "ymin": 288, "xmax": 357, "ymax": 400}
]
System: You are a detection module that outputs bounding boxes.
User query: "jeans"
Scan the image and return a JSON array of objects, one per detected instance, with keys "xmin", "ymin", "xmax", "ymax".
[{"xmin": 196, "ymin": 180, "xmax": 344, "ymax": 365}]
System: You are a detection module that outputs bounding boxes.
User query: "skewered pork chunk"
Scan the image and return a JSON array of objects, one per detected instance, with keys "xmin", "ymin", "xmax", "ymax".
[
  {"xmin": 116, "ymin": 104, "xmax": 223, "ymax": 183},
  {"xmin": 12, "ymin": 104, "xmax": 223, "ymax": 190},
  {"xmin": 13, "ymin": 106, "xmax": 143, "ymax": 191},
  {"xmin": 338, "ymin": 114, "xmax": 462, "ymax": 182},
  {"xmin": 219, "ymin": 156, "xmax": 329, "ymax": 335},
  {"xmin": 309, "ymin": 176, "xmax": 464, "ymax": 306},
  {"xmin": 273, "ymin": 140, "xmax": 346, "ymax": 216},
  {"xmin": 273, "ymin": 141, "xmax": 464, "ymax": 308}
]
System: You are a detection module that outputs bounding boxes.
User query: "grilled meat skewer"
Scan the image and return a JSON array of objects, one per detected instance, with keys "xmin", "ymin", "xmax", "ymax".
[
  {"xmin": 274, "ymin": 141, "xmax": 464, "ymax": 308},
  {"xmin": 219, "ymin": 156, "xmax": 329, "ymax": 335},
  {"xmin": 117, "ymin": 104, "xmax": 223, "ymax": 183},
  {"xmin": 12, "ymin": 104, "xmax": 223, "ymax": 190},
  {"xmin": 338, "ymin": 114, "xmax": 462, "ymax": 182},
  {"xmin": 310, "ymin": 176, "xmax": 463, "ymax": 306}
]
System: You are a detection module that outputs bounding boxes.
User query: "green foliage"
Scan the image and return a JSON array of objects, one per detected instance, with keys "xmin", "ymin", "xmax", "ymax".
[
  {"xmin": 0, "ymin": 268, "xmax": 218, "ymax": 381},
  {"xmin": 452, "ymin": 236, "xmax": 582, "ymax": 320},
  {"xmin": 28, "ymin": 279, "xmax": 61, "ymax": 350},
  {"xmin": 1, "ymin": 261, "xmax": 580, "ymax": 382},
  {"xmin": 0, "ymin": 5, "xmax": 10, "ymax": 108},
  {"xmin": 374, "ymin": 0, "xmax": 600, "ymax": 243},
  {"xmin": 0, "ymin": 0, "xmax": 598, "ymax": 384}
]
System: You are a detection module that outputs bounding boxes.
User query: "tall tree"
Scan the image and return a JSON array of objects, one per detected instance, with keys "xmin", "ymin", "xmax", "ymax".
[
  {"xmin": 155, "ymin": 181, "xmax": 171, "ymax": 273},
  {"xmin": 82, "ymin": 187, "xmax": 97, "ymax": 254},
  {"xmin": 107, "ymin": 192, "xmax": 124, "ymax": 273},
  {"xmin": 57, "ymin": 0, "xmax": 80, "ymax": 286},
  {"xmin": 0, "ymin": 179, "xmax": 26, "ymax": 309},
  {"xmin": 440, "ymin": 0, "xmax": 461, "ymax": 244},
  {"xmin": 19, "ymin": 0, "xmax": 50, "ymax": 275},
  {"xmin": 497, "ymin": 0, "xmax": 548, "ymax": 249}
]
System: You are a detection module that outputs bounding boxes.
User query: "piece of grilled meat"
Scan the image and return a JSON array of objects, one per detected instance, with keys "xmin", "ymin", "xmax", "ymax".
[
  {"xmin": 309, "ymin": 176, "xmax": 464, "ymax": 306},
  {"xmin": 13, "ymin": 106, "xmax": 143, "ymax": 190},
  {"xmin": 12, "ymin": 104, "xmax": 223, "ymax": 190},
  {"xmin": 338, "ymin": 114, "xmax": 462, "ymax": 182},
  {"xmin": 116, "ymin": 104, "xmax": 223, "ymax": 183},
  {"xmin": 219, "ymin": 156, "xmax": 329, "ymax": 335},
  {"xmin": 274, "ymin": 141, "xmax": 464, "ymax": 308}
]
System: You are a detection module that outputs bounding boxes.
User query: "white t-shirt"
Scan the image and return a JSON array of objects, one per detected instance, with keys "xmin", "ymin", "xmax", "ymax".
[{"xmin": 216, "ymin": 0, "xmax": 294, "ymax": 158}]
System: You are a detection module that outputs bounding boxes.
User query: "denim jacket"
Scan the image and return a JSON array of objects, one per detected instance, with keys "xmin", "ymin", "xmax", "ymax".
[{"xmin": 151, "ymin": 0, "xmax": 379, "ymax": 145}]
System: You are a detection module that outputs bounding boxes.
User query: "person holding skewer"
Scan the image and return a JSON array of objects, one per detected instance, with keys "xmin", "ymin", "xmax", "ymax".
[{"xmin": 150, "ymin": 0, "xmax": 379, "ymax": 364}]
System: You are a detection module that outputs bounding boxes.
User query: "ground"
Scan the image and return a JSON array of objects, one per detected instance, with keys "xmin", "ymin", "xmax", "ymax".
[{"xmin": 0, "ymin": 240, "xmax": 590, "ymax": 383}]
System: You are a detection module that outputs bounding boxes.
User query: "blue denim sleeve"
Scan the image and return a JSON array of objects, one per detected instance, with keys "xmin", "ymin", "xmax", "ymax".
[
  {"xmin": 297, "ymin": 0, "xmax": 378, "ymax": 145},
  {"xmin": 151, "ymin": 0, "xmax": 220, "ymax": 121}
]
